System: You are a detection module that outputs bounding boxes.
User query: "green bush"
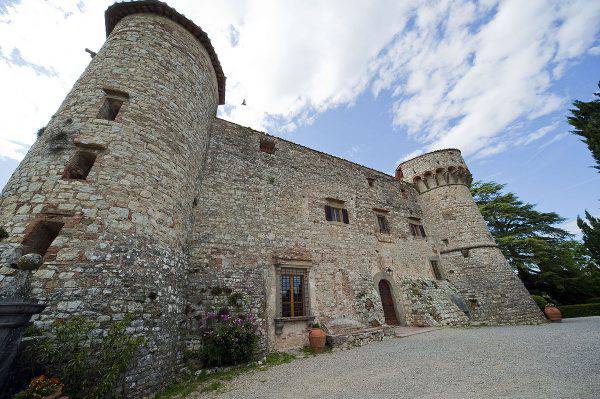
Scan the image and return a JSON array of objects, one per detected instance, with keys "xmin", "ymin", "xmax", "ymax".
[
  {"xmin": 585, "ymin": 297, "xmax": 600, "ymax": 304},
  {"xmin": 21, "ymin": 315, "xmax": 144, "ymax": 399},
  {"xmin": 199, "ymin": 312, "xmax": 259, "ymax": 367},
  {"xmin": 531, "ymin": 295, "xmax": 547, "ymax": 310},
  {"xmin": 558, "ymin": 303, "xmax": 600, "ymax": 318}
]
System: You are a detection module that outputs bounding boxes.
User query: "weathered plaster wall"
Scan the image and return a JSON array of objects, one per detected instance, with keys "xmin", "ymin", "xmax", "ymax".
[{"xmin": 0, "ymin": 12, "xmax": 218, "ymax": 395}]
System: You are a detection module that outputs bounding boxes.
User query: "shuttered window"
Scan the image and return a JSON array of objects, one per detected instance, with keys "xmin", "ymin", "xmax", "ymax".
[
  {"xmin": 409, "ymin": 220, "xmax": 426, "ymax": 238},
  {"xmin": 325, "ymin": 205, "xmax": 349, "ymax": 224}
]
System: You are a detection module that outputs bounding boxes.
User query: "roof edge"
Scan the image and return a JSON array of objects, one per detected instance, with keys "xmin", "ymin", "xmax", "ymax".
[{"xmin": 105, "ymin": 0, "xmax": 225, "ymax": 105}]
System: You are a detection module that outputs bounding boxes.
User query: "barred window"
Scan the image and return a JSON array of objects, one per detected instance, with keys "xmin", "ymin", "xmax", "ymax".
[
  {"xmin": 280, "ymin": 268, "xmax": 305, "ymax": 317},
  {"xmin": 325, "ymin": 205, "xmax": 349, "ymax": 224}
]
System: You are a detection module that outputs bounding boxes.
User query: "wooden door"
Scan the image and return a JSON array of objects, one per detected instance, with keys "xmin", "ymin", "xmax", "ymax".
[{"xmin": 378, "ymin": 279, "xmax": 399, "ymax": 326}]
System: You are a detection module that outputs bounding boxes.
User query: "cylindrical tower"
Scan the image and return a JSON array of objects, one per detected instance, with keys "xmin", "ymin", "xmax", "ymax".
[
  {"xmin": 0, "ymin": 1, "xmax": 225, "ymax": 394},
  {"xmin": 397, "ymin": 149, "xmax": 543, "ymax": 324}
]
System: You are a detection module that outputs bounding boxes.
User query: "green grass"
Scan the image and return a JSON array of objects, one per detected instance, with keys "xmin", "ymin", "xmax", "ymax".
[
  {"xmin": 300, "ymin": 345, "xmax": 332, "ymax": 356},
  {"xmin": 155, "ymin": 352, "xmax": 296, "ymax": 398}
]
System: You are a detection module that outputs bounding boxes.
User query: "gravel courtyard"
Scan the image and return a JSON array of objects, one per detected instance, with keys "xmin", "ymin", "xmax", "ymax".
[{"xmin": 194, "ymin": 317, "xmax": 600, "ymax": 399}]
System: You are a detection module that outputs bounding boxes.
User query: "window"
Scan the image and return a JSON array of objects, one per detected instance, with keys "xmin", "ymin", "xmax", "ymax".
[
  {"xmin": 409, "ymin": 219, "xmax": 426, "ymax": 238},
  {"xmin": 260, "ymin": 139, "xmax": 275, "ymax": 154},
  {"xmin": 97, "ymin": 88, "xmax": 128, "ymax": 121},
  {"xmin": 21, "ymin": 219, "xmax": 64, "ymax": 256},
  {"xmin": 62, "ymin": 150, "xmax": 97, "ymax": 180},
  {"xmin": 430, "ymin": 260, "xmax": 443, "ymax": 280},
  {"xmin": 97, "ymin": 97, "xmax": 123, "ymax": 121},
  {"xmin": 325, "ymin": 204, "xmax": 349, "ymax": 224},
  {"xmin": 367, "ymin": 177, "xmax": 375, "ymax": 187},
  {"xmin": 280, "ymin": 268, "xmax": 305, "ymax": 317},
  {"xmin": 377, "ymin": 214, "xmax": 390, "ymax": 234}
]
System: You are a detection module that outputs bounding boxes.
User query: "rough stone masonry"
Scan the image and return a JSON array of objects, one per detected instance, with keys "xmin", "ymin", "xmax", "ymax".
[{"xmin": 0, "ymin": 1, "xmax": 545, "ymax": 396}]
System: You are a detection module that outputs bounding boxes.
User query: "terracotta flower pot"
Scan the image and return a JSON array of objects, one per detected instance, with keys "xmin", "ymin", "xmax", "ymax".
[
  {"xmin": 308, "ymin": 328, "xmax": 326, "ymax": 353},
  {"xmin": 544, "ymin": 305, "xmax": 562, "ymax": 322}
]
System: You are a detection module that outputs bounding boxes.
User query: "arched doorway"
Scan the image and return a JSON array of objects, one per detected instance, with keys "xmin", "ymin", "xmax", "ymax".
[{"xmin": 378, "ymin": 279, "xmax": 399, "ymax": 326}]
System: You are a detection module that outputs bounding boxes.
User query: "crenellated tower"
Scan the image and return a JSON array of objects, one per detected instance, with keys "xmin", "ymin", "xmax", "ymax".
[
  {"xmin": 0, "ymin": 1, "xmax": 224, "ymax": 394},
  {"xmin": 397, "ymin": 149, "xmax": 544, "ymax": 324}
]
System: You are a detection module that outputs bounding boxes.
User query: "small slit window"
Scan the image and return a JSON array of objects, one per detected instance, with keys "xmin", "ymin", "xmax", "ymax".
[
  {"xmin": 260, "ymin": 140, "xmax": 275, "ymax": 154},
  {"xmin": 62, "ymin": 150, "xmax": 97, "ymax": 180},
  {"xmin": 430, "ymin": 260, "xmax": 443, "ymax": 280},
  {"xmin": 325, "ymin": 204, "xmax": 349, "ymax": 224},
  {"xmin": 377, "ymin": 214, "xmax": 390, "ymax": 234},
  {"xmin": 367, "ymin": 177, "xmax": 375, "ymax": 187},
  {"xmin": 21, "ymin": 220, "xmax": 64, "ymax": 257}
]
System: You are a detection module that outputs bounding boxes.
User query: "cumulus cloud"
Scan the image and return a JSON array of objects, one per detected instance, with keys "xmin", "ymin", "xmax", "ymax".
[{"xmin": 1, "ymin": 0, "xmax": 599, "ymax": 162}]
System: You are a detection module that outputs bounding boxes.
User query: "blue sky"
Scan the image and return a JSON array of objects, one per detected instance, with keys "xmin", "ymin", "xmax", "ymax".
[{"xmin": 1, "ymin": 0, "xmax": 599, "ymax": 236}]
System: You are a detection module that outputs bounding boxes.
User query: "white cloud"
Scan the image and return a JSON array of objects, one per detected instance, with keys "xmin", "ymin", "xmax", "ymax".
[{"xmin": 1, "ymin": 0, "xmax": 599, "ymax": 162}]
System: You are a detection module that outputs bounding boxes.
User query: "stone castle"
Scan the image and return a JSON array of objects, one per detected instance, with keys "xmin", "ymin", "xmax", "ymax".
[{"xmin": 0, "ymin": 1, "xmax": 543, "ymax": 395}]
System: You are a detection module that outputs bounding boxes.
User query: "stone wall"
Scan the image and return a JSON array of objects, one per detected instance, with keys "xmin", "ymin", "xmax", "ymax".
[
  {"xmin": 186, "ymin": 119, "xmax": 471, "ymax": 350},
  {"xmin": 0, "ymin": 10, "xmax": 218, "ymax": 396}
]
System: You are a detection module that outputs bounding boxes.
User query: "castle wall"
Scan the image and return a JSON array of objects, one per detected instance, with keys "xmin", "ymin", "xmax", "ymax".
[
  {"xmin": 187, "ymin": 120, "xmax": 469, "ymax": 350},
  {"xmin": 0, "ymin": 12, "xmax": 218, "ymax": 395}
]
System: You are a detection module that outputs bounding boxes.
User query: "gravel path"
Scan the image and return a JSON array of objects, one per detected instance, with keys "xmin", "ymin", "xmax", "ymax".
[{"xmin": 192, "ymin": 317, "xmax": 600, "ymax": 399}]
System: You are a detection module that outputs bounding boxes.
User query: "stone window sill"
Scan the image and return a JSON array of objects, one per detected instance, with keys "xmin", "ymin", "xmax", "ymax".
[{"xmin": 274, "ymin": 315, "xmax": 315, "ymax": 335}]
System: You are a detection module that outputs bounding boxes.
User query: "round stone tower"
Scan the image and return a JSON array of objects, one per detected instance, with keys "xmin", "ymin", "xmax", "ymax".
[
  {"xmin": 397, "ymin": 149, "xmax": 543, "ymax": 324},
  {"xmin": 0, "ymin": 1, "xmax": 225, "ymax": 394}
]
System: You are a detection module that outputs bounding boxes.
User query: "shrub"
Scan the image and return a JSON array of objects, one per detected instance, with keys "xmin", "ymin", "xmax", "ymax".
[
  {"xmin": 585, "ymin": 297, "xmax": 600, "ymax": 304},
  {"xmin": 531, "ymin": 295, "xmax": 547, "ymax": 310},
  {"xmin": 558, "ymin": 303, "xmax": 600, "ymax": 318},
  {"xmin": 199, "ymin": 312, "xmax": 259, "ymax": 367},
  {"xmin": 21, "ymin": 314, "xmax": 144, "ymax": 399}
]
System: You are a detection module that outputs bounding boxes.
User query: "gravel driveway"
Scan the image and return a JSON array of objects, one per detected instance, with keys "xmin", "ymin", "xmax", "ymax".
[{"xmin": 193, "ymin": 317, "xmax": 600, "ymax": 399}]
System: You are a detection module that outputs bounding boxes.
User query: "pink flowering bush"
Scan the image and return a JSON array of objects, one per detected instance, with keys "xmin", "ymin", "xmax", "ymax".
[{"xmin": 199, "ymin": 311, "xmax": 259, "ymax": 367}]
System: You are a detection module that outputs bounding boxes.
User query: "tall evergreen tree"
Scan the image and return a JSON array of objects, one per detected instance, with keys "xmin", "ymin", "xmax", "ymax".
[
  {"xmin": 568, "ymin": 81, "xmax": 600, "ymax": 170},
  {"xmin": 578, "ymin": 211, "xmax": 600, "ymax": 266},
  {"xmin": 568, "ymin": 82, "xmax": 600, "ymax": 270}
]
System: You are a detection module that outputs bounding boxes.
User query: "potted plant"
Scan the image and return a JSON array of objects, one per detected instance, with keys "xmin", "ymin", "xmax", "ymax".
[
  {"xmin": 308, "ymin": 322, "xmax": 326, "ymax": 353},
  {"xmin": 544, "ymin": 303, "xmax": 562, "ymax": 322}
]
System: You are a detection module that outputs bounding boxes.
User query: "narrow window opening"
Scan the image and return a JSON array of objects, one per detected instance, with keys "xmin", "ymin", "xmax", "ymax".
[
  {"xmin": 97, "ymin": 97, "xmax": 123, "ymax": 121},
  {"xmin": 461, "ymin": 249, "xmax": 470, "ymax": 258},
  {"xmin": 367, "ymin": 177, "xmax": 375, "ymax": 187},
  {"xmin": 192, "ymin": 198, "xmax": 198, "ymax": 207},
  {"xmin": 377, "ymin": 215, "xmax": 390, "ymax": 234},
  {"xmin": 21, "ymin": 220, "xmax": 64, "ymax": 257},
  {"xmin": 430, "ymin": 260, "xmax": 443, "ymax": 280},
  {"xmin": 62, "ymin": 150, "xmax": 97, "ymax": 180},
  {"xmin": 260, "ymin": 139, "xmax": 275, "ymax": 154},
  {"xmin": 401, "ymin": 189, "xmax": 408, "ymax": 199}
]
